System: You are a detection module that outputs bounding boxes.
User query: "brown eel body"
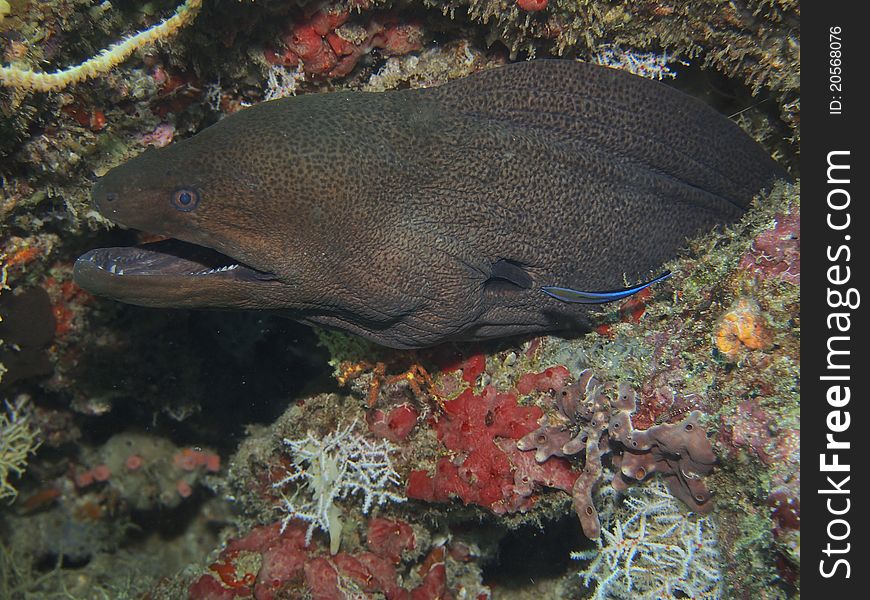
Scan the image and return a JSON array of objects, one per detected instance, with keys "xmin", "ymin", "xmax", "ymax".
[{"xmin": 74, "ymin": 60, "xmax": 787, "ymax": 348}]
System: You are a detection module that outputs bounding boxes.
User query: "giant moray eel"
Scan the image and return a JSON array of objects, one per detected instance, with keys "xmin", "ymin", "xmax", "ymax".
[{"xmin": 75, "ymin": 60, "xmax": 786, "ymax": 348}]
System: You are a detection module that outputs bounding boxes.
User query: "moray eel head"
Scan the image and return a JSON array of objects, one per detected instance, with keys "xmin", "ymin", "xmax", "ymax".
[{"xmin": 74, "ymin": 124, "xmax": 301, "ymax": 311}]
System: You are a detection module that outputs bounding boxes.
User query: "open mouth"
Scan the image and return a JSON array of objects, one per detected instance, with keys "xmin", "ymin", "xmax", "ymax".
[{"xmin": 76, "ymin": 239, "xmax": 276, "ymax": 282}]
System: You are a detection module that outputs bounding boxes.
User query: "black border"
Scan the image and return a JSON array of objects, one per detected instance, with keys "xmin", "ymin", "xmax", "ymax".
[{"xmin": 803, "ymin": 3, "xmax": 866, "ymax": 595}]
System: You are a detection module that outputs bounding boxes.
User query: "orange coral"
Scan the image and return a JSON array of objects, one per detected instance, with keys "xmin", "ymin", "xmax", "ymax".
[
  {"xmin": 6, "ymin": 245, "xmax": 41, "ymax": 268},
  {"xmin": 715, "ymin": 298, "xmax": 773, "ymax": 360},
  {"xmin": 336, "ymin": 360, "xmax": 369, "ymax": 387}
]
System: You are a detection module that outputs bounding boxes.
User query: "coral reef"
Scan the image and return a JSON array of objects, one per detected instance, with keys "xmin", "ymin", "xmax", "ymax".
[
  {"xmin": 264, "ymin": 5, "xmax": 425, "ymax": 78},
  {"xmin": 404, "ymin": 360, "xmax": 714, "ymax": 542},
  {"xmin": 196, "ymin": 391, "xmax": 497, "ymax": 599},
  {"xmin": 74, "ymin": 432, "xmax": 220, "ymax": 509},
  {"xmin": 186, "ymin": 517, "xmax": 479, "ymax": 600},
  {"xmin": 553, "ymin": 182, "xmax": 801, "ymax": 597},
  {"xmin": 0, "ymin": 0, "xmax": 798, "ymax": 598}
]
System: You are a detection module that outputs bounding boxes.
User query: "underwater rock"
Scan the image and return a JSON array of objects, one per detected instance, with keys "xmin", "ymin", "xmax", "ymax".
[
  {"xmin": 76, "ymin": 432, "xmax": 219, "ymax": 511},
  {"xmin": 188, "ymin": 519, "xmax": 475, "ymax": 600},
  {"xmin": 0, "ymin": 286, "xmax": 55, "ymax": 388}
]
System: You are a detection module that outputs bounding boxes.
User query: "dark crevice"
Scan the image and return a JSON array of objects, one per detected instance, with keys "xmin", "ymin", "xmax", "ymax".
[{"xmin": 481, "ymin": 513, "xmax": 589, "ymax": 589}]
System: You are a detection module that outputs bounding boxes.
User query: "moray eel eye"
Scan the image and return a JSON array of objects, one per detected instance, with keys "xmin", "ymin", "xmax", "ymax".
[{"xmin": 171, "ymin": 188, "xmax": 199, "ymax": 212}]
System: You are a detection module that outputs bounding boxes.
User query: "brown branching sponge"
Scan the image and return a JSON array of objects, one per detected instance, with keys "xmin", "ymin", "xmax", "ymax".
[
  {"xmin": 517, "ymin": 370, "xmax": 716, "ymax": 539},
  {"xmin": 0, "ymin": 0, "xmax": 202, "ymax": 92}
]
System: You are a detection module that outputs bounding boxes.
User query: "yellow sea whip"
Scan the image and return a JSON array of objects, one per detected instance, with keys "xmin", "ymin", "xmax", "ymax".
[{"xmin": 0, "ymin": 0, "xmax": 202, "ymax": 92}]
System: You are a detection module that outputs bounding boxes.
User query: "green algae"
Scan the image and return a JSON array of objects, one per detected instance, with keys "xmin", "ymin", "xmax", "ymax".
[{"xmin": 528, "ymin": 181, "xmax": 801, "ymax": 597}]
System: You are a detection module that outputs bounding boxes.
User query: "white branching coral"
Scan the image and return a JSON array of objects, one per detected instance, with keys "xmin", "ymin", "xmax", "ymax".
[
  {"xmin": 572, "ymin": 481, "xmax": 721, "ymax": 600},
  {"xmin": 1, "ymin": 396, "xmax": 41, "ymax": 502},
  {"xmin": 590, "ymin": 46, "xmax": 683, "ymax": 80},
  {"xmin": 273, "ymin": 420, "xmax": 405, "ymax": 554},
  {"xmin": 263, "ymin": 64, "xmax": 306, "ymax": 101}
]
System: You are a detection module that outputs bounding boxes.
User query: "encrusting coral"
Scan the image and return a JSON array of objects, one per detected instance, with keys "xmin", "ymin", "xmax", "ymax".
[
  {"xmin": 715, "ymin": 297, "xmax": 774, "ymax": 361},
  {"xmin": 73, "ymin": 432, "xmax": 221, "ymax": 510}
]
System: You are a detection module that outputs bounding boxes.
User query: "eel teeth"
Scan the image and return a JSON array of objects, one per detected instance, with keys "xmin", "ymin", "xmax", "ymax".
[{"xmin": 191, "ymin": 264, "xmax": 241, "ymax": 276}]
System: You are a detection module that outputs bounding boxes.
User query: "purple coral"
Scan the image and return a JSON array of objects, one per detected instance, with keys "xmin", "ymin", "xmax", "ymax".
[
  {"xmin": 739, "ymin": 213, "xmax": 800, "ymax": 284},
  {"xmin": 517, "ymin": 371, "xmax": 716, "ymax": 539},
  {"xmin": 610, "ymin": 410, "xmax": 716, "ymax": 511}
]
